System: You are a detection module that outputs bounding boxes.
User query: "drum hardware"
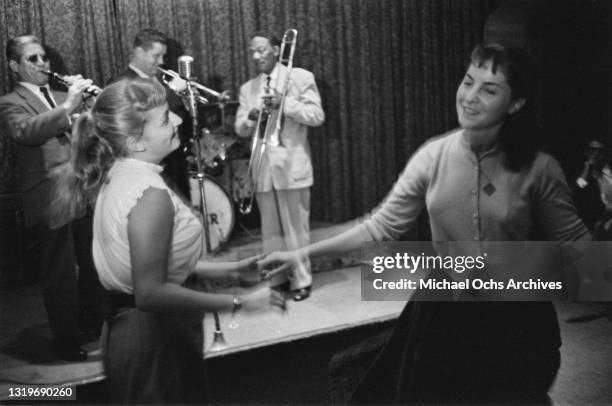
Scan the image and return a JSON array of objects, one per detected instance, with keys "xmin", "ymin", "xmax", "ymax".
[
  {"xmin": 175, "ymin": 56, "xmax": 231, "ymax": 352},
  {"xmin": 187, "ymin": 177, "xmax": 235, "ymax": 251},
  {"xmin": 238, "ymin": 28, "xmax": 298, "ymax": 214},
  {"xmin": 195, "ymin": 128, "xmax": 238, "ymax": 168},
  {"xmin": 167, "ymin": 71, "xmax": 239, "ymax": 171}
]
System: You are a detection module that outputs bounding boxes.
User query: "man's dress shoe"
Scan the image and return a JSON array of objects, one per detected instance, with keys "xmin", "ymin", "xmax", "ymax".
[{"xmin": 292, "ymin": 286, "xmax": 311, "ymax": 301}]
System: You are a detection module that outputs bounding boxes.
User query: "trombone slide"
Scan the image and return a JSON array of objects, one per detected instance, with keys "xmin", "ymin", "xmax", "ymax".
[{"xmin": 238, "ymin": 28, "xmax": 298, "ymax": 214}]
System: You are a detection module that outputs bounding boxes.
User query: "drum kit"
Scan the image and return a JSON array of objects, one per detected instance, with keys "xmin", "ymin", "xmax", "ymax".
[
  {"xmin": 183, "ymin": 100, "xmax": 251, "ymax": 253},
  {"xmin": 160, "ymin": 58, "xmax": 258, "ymax": 249},
  {"xmin": 163, "ymin": 28, "xmax": 298, "ymax": 254}
]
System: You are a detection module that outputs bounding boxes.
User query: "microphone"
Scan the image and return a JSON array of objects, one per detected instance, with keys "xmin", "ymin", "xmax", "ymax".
[
  {"xmin": 576, "ymin": 141, "xmax": 606, "ymax": 189},
  {"xmin": 177, "ymin": 55, "xmax": 194, "ymax": 80},
  {"xmin": 177, "ymin": 55, "xmax": 198, "ymax": 117}
]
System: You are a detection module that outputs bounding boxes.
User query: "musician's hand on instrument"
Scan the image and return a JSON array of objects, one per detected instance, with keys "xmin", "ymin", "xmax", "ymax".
[
  {"xmin": 64, "ymin": 74, "xmax": 84, "ymax": 82},
  {"xmin": 63, "ymin": 77, "xmax": 94, "ymax": 113},
  {"xmin": 247, "ymin": 108, "xmax": 260, "ymax": 122},
  {"xmin": 241, "ymin": 286, "xmax": 286, "ymax": 312},
  {"xmin": 167, "ymin": 75, "xmax": 187, "ymax": 93},
  {"xmin": 82, "ymin": 94, "xmax": 96, "ymax": 109},
  {"xmin": 262, "ymin": 90, "xmax": 281, "ymax": 110}
]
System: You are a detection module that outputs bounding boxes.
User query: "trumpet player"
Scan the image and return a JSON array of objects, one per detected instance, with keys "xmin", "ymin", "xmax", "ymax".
[
  {"xmin": 108, "ymin": 28, "xmax": 192, "ymax": 199},
  {"xmin": 0, "ymin": 34, "xmax": 107, "ymax": 361},
  {"xmin": 235, "ymin": 31, "xmax": 325, "ymax": 301}
]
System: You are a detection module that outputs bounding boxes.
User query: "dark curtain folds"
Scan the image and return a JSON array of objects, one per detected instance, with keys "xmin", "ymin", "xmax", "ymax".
[
  {"xmin": 0, "ymin": 0, "xmax": 120, "ymax": 92},
  {"xmin": 0, "ymin": 0, "xmax": 494, "ymax": 222}
]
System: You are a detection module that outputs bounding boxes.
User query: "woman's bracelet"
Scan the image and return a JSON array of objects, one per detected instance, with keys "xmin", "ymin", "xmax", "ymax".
[{"xmin": 232, "ymin": 294, "xmax": 243, "ymax": 313}]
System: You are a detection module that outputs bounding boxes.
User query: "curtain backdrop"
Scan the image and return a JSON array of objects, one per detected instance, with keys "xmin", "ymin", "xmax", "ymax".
[{"xmin": 0, "ymin": 0, "xmax": 495, "ymax": 222}]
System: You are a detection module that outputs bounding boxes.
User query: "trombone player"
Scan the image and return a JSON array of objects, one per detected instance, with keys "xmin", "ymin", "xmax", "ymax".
[{"xmin": 235, "ymin": 30, "xmax": 325, "ymax": 301}]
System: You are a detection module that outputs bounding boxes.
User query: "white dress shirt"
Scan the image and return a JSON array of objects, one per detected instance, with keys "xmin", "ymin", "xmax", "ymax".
[{"xmin": 19, "ymin": 82, "xmax": 57, "ymax": 110}]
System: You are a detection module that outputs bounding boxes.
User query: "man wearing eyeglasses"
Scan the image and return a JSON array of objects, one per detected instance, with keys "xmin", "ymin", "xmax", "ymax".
[{"xmin": 0, "ymin": 34, "xmax": 105, "ymax": 361}]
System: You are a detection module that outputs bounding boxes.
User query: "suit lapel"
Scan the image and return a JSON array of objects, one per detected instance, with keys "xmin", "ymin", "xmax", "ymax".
[
  {"xmin": 14, "ymin": 85, "xmax": 49, "ymax": 114},
  {"xmin": 250, "ymin": 75, "xmax": 262, "ymax": 108},
  {"xmin": 15, "ymin": 85, "xmax": 72, "ymax": 141},
  {"xmin": 276, "ymin": 64, "xmax": 288, "ymax": 91}
]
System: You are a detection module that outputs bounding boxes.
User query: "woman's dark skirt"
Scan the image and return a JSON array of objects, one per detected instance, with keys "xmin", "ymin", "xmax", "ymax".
[
  {"xmin": 101, "ymin": 307, "xmax": 209, "ymax": 404},
  {"xmin": 348, "ymin": 301, "xmax": 561, "ymax": 405}
]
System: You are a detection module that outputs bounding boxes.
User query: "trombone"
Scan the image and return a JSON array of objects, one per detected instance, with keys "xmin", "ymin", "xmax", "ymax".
[{"xmin": 238, "ymin": 28, "xmax": 298, "ymax": 214}]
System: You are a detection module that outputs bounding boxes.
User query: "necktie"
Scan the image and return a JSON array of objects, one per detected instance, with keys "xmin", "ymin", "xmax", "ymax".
[
  {"xmin": 259, "ymin": 76, "xmax": 272, "ymax": 129},
  {"xmin": 40, "ymin": 86, "xmax": 72, "ymax": 140},
  {"xmin": 39, "ymin": 87, "xmax": 56, "ymax": 108},
  {"xmin": 265, "ymin": 75, "xmax": 271, "ymax": 94}
]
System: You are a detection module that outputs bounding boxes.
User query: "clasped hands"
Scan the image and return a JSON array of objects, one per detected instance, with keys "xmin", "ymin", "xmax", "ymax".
[
  {"xmin": 214, "ymin": 251, "xmax": 299, "ymax": 312},
  {"xmin": 231, "ymin": 251, "xmax": 302, "ymax": 287}
]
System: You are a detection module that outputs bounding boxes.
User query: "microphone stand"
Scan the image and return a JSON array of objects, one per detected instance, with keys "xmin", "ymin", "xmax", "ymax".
[{"xmin": 184, "ymin": 78, "xmax": 228, "ymax": 351}]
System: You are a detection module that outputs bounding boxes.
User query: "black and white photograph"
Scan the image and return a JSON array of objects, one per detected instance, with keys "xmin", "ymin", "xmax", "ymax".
[{"xmin": 0, "ymin": 0, "xmax": 610, "ymax": 404}]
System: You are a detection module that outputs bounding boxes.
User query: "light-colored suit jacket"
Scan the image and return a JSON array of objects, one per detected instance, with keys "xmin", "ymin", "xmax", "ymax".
[
  {"xmin": 0, "ymin": 85, "xmax": 71, "ymax": 227},
  {"xmin": 235, "ymin": 64, "xmax": 324, "ymax": 191}
]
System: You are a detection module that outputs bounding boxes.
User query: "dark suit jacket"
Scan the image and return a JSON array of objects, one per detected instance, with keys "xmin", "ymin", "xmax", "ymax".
[{"xmin": 0, "ymin": 85, "xmax": 71, "ymax": 227}]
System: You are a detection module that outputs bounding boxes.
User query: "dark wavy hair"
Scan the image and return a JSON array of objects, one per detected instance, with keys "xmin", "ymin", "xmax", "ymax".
[
  {"xmin": 133, "ymin": 28, "xmax": 168, "ymax": 50},
  {"xmin": 49, "ymin": 78, "xmax": 167, "ymax": 228},
  {"xmin": 469, "ymin": 43, "xmax": 540, "ymax": 171}
]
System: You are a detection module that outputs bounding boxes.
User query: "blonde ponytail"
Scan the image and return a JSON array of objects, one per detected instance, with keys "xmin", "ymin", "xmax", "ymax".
[{"xmin": 49, "ymin": 111, "xmax": 114, "ymax": 228}]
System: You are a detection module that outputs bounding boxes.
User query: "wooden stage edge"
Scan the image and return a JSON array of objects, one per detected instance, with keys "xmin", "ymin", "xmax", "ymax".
[
  {"xmin": 0, "ymin": 265, "xmax": 405, "ymax": 398},
  {"xmin": 203, "ymin": 266, "xmax": 405, "ymax": 359}
]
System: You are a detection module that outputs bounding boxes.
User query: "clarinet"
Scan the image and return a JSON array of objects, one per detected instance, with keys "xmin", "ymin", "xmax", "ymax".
[{"xmin": 43, "ymin": 70, "xmax": 102, "ymax": 96}]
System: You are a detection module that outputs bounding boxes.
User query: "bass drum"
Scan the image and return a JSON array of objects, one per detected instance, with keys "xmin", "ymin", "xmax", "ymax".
[{"xmin": 188, "ymin": 176, "xmax": 235, "ymax": 252}]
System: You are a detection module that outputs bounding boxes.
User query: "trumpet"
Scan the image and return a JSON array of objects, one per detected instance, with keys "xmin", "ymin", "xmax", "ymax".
[
  {"xmin": 43, "ymin": 70, "xmax": 102, "ymax": 96},
  {"xmin": 239, "ymin": 28, "xmax": 298, "ymax": 214},
  {"xmin": 158, "ymin": 67, "xmax": 230, "ymax": 103}
]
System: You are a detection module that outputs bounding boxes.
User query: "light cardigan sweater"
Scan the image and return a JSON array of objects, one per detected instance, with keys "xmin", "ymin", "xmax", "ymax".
[{"xmin": 359, "ymin": 129, "xmax": 590, "ymax": 243}]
